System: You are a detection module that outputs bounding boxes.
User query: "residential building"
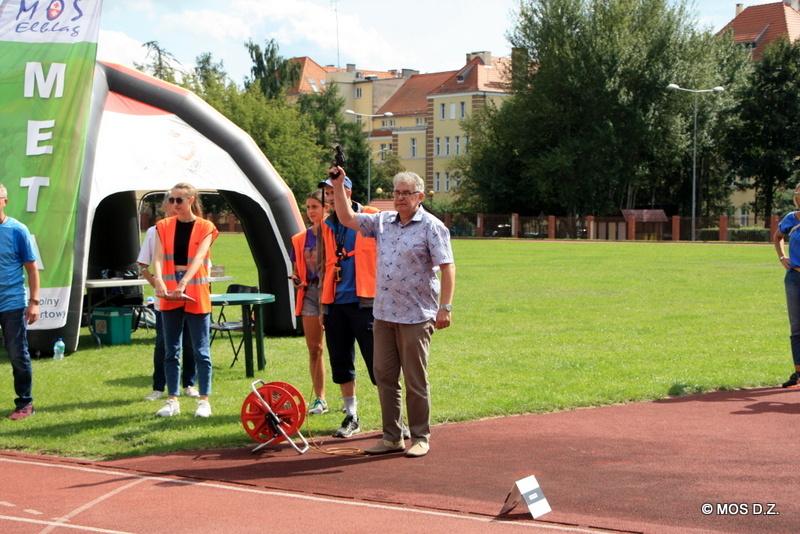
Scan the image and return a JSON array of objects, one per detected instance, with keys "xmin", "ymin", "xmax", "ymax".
[
  {"xmin": 719, "ymin": 1, "xmax": 800, "ymax": 61},
  {"xmin": 420, "ymin": 52, "xmax": 511, "ymax": 197},
  {"xmin": 287, "ymin": 52, "xmax": 511, "ymax": 201},
  {"xmin": 719, "ymin": 1, "xmax": 800, "ymax": 226}
]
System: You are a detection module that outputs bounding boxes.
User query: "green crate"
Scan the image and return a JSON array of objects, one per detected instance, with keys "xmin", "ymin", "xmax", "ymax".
[{"xmin": 91, "ymin": 307, "xmax": 133, "ymax": 345}]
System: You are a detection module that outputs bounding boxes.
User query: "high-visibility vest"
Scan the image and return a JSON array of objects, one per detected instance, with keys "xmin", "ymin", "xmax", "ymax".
[
  {"xmin": 320, "ymin": 206, "xmax": 378, "ymax": 305},
  {"xmin": 156, "ymin": 216, "xmax": 218, "ymax": 314},
  {"xmin": 291, "ymin": 228, "xmax": 316, "ymax": 316}
]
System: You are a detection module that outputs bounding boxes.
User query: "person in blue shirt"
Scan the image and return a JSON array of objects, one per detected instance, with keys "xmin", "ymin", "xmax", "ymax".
[
  {"xmin": 774, "ymin": 183, "xmax": 800, "ymax": 388},
  {"xmin": 0, "ymin": 184, "xmax": 40, "ymax": 420}
]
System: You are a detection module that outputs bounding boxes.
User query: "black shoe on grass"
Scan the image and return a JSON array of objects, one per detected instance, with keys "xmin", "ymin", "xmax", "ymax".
[{"xmin": 782, "ymin": 372, "xmax": 800, "ymax": 388}]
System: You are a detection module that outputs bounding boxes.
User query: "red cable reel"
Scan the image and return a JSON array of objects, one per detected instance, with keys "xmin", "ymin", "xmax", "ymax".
[{"xmin": 241, "ymin": 380, "xmax": 309, "ymax": 454}]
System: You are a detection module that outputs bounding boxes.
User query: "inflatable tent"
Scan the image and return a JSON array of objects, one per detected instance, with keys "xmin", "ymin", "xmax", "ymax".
[{"xmin": 27, "ymin": 61, "xmax": 304, "ymax": 354}]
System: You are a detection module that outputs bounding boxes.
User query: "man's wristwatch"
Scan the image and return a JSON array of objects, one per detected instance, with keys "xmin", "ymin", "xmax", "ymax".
[
  {"xmin": 439, "ymin": 304, "xmax": 452, "ymax": 312},
  {"xmin": 29, "ymin": 299, "xmax": 40, "ymax": 305}
]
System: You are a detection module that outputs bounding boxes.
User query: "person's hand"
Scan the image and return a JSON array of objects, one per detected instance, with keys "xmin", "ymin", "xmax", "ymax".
[
  {"xmin": 154, "ymin": 280, "xmax": 169, "ymax": 299},
  {"xmin": 435, "ymin": 308, "xmax": 451, "ymax": 330},
  {"xmin": 780, "ymin": 256, "xmax": 791, "ymax": 269},
  {"xmin": 25, "ymin": 302, "xmax": 39, "ymax": 325},
  {"xmin": 169, "ymin": 282, "xmax": 187, "ymax": 300},
  {"xmin": 328, "ymin": 165, "xmax": 345, "ymax": 184}
]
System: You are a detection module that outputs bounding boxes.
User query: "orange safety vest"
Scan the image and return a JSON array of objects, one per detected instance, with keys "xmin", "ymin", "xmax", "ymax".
[
  {"xmin": 291, "ymin": 229, "xmax": 316, "ymax": 316},
  {"xmin": 320, "ymin": 206, "xmax": 378, "ymax": 305},
  {"xmin": 156, "ymin": 216, "xmax": 219, "ymax": 314}
]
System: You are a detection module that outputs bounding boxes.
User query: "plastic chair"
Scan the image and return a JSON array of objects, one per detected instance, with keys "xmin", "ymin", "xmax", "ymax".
[{"xmin": 210, "ymin": 284, "xmax": 259, "ymax": 367}]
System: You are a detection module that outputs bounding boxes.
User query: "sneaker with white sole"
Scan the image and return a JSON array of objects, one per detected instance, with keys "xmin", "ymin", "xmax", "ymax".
[
  {"xmin": 144, "ymin": 390, "xmax": 163, "ymax": 401},
  {"xmin": 194, "ymin": 399, "xmax": 212, "ymax": 418},
  {"xmin": 183, "ymin": 386, "xmax": 200, "ymax": 398},
  {"xmin": 333, "ymin": 414, "xmax": 360, "ymax": 438},
  {"xmin": 156, "ymin": 398, "xmax": 180, "ymax": 417},
  {"xmin": 308, "ymin": 398, "xmax": 329, "ymax": 415}
]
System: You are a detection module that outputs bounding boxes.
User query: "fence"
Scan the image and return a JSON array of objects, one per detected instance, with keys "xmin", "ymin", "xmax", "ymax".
[
  {"xmin": 142, "ymin": 211, "xmax": 776, "ymax": 243},
  {"xmin": 442, "ymin": 213, "xmax": 777, "ymax": 243}
]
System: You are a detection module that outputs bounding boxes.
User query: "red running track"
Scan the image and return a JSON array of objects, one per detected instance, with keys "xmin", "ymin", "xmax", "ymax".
[{"xmin": 1, "ymin": 387, "xmax": 796, "ymax": 533}]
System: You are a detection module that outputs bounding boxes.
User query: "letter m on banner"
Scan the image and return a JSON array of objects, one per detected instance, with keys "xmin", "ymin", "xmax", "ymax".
[{"xmin": 0, "ymin": 0, "xmax": 104, "ymax": 329}]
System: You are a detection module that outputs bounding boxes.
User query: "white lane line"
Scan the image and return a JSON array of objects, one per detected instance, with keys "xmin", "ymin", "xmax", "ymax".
[
  {"xmin": 0, "ymin": 514, "xmax": 133, "ymax": 533},
  {"xmin": 0, "ymin": 457, "xmax": 598, "ymax": 533},
  {"xmin": 38, "ymin": 477, "xmax": 148, "ymax": 534}
]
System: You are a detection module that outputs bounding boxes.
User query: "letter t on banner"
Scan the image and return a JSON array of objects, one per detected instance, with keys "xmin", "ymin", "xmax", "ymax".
[{"xmin": 499, "ymin": 475, "xmax": 551, "ymax": 518}]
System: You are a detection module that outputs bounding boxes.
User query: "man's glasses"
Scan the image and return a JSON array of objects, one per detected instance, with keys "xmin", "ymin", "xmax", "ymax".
[
  {"xmin": 392, "ymin": 190, "xmax": 421, "ymax": 198},
  {"xmin": 168, "ymin": 196, "xmax": 189, "ymax": 204}
]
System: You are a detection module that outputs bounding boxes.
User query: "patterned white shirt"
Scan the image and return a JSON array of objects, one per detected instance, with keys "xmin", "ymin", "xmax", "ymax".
[{"xmin": 357, "ymin": 208, "xmax": 453, "ymax": 324}]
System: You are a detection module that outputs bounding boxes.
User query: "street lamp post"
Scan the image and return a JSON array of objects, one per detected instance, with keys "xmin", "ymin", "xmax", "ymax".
[
  {"xmin": 666, "ymin": 83, "xmax": 725, "ymax": 241},
  {"xmin": 345, "ymin": 109, "xmax": 393, "ymax": 204}
]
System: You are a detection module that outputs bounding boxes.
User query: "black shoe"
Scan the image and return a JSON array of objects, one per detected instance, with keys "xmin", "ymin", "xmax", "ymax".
[
  {"xmin": 333, "ymin": 414, "xmax": 360, "ymax": 438},
  {"xmin": 782, "ymin": 372, "xmax": 800, "ymax": 388}
]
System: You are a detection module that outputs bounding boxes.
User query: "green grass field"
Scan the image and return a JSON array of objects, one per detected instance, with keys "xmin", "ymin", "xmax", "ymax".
[{"xmin": 0, "ymin": 236, "xmax": 789, "ymax": 459}]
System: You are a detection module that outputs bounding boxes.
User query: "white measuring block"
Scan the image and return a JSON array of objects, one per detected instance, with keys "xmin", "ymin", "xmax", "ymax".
[{"xmin": 499, "ymin": 474, "xmax": 551, "ymax": 518}]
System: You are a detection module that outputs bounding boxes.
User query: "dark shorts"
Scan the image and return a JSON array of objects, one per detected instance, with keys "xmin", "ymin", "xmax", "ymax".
[{"xmin": 324, "ymin": 302, "xmax": 375, "ymax": 385}]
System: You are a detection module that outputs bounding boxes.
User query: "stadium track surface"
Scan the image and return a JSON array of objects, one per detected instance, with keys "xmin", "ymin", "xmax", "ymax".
[{"xmin": 1, "ymin": 387, "xmax": 796, "ymax": 533}]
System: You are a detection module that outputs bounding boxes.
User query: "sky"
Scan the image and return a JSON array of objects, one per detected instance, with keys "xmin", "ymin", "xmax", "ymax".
[{"xmin": 96, "ymin": 1, "xmax": 747, "ymax": 85}]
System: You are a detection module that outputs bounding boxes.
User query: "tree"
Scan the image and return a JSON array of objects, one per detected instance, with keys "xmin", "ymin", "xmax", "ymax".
[
  {"xmin": 297, "ymin": 85, "xmax": 372, "ymax": 202},
  {"xmin": 244, "ymin": 39, "xmax": 301, "ymax": 100},
  {"xmin": 135, "ymin": 41, "xmax": 181, "ymax": 83},
  {"xmin": 725, "ymin": 36, "xmax": 800, "ymax": 224},
  {"xmin": 456, "ymin": 0, "xmax": 750, "ymax": 217}
]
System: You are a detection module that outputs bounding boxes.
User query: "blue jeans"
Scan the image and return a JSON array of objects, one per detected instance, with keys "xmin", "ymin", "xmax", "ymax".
[
  {"xmin": 161, "ymin": 308, "xmax": 212, "ymax": 397},
  {"xmin": 785, "ymin": 269, "xmax": 800, "ymax": 366},
  {"xmin": 0, "ymin": 308, "xmax": 33, "ymax": 408},
  {"xmin": 153, "ymin": 310, "xmax": 196, "ymax": 391}
]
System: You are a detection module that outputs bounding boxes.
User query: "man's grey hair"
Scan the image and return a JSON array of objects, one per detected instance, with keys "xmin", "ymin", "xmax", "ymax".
[
  {"xmin": 393, "ymin": 172, "xmax": 424, "ymax": 192},
  {"xmin": 0, "ymin": 184, "xmax": 7, "ymax": 198}
]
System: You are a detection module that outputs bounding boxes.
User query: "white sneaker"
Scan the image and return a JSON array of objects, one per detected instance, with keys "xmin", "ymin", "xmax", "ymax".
[
  {"xmin": 144, "ymin": 390, "xmax": 163, "ymax": 401},
  {"xmin": 183, "ymin": 386, "xmax": 200, "ymax": 398},
  {"xmin": 194, "ymin": 399, "xmax": 212, "ymax": 418},
  {"xmin": 156, "ymin": 398, "xmax": 180, "ymax": 417}
]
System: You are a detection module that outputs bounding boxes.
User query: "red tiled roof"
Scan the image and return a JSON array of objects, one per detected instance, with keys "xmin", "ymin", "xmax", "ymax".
[
  {"xmin": 429, "ymin": 55, "xmax": 511, "ymax": 96},
  {"xmin": 718, "ymin": 2, "xmax": 800, "ymax": 61},
  {"xmin": 287, "ymin": 58, "xmax": 397, "ymax": 96},
  {"xmin": 288, "ymin": 57, "xmax": 341, "ymax": 95},
  {"xmin": 377, "ymin": 71, "xmax": 456, "ymax": 117}
]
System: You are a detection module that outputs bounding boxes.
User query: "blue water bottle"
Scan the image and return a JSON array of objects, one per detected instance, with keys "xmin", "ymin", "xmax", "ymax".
[{"xmin": 53, "ymin": 338, "xmax": 65, "ymax": 361}]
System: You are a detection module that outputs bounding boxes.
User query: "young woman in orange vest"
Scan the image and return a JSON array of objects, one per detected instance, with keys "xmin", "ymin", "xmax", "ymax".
[
  {"xmin": 152, "ymin": 183, "xmax": 219, "ymax": 418},
  {"xmin": 290, "ymin": 189, "xmax": 328, "ymax": 415}
]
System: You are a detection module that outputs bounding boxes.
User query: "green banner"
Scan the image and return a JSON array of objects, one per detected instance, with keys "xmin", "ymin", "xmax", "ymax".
[{"xmin": 0, "ymin": 0, "xmax": 103, "ymax": 328}]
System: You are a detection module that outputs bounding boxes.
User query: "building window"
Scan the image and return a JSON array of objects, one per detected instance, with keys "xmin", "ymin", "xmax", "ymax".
[
  {"xmin": 410, "ymin": 138, "xmax": 417, "ymax": 158},
  {"xmin": 445, "ymin": 136, "xmax": 450, "ymax": 156},
  {"xmin": 450, "ymin": 103, "xmax": 456, "ymax": 119},
  {"xmin": 308, "ymin": 78, "xmax": 319, "ymax": 93},
  {"xmin": 381, "ymin": 119, "xmax": 396, "ymax": 127},
  {"xmin": 445, "ymin": 172, "xmax": 451, "ymax": 191},
  {"xmin": 355, "ymin": 87, "xmax": 362, "ymax": 98},
  {"xmin": 455, "ymin": 136, "xmax": 460, "ymax": 155},
  {"xmin": 435, "ymin": 172, "xmax": 441, "ymax": 192},
  {"xmin": 464, "ymin": 135, "xmax": 470, "ymax": 152},
  {"xmin": 460, "ymin": 101, "xmax": 466, "ymax": 118},
  {"xmin": 416, "ymin": 117, "xmax": 426, "ymax": 125},
  {"xmin": 440, "ymin": 103, "xmax": 445, "ymax": 120},
  {"xmin": 435, "ymin": 137, "xmax": 440, "ymax": 156}
]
